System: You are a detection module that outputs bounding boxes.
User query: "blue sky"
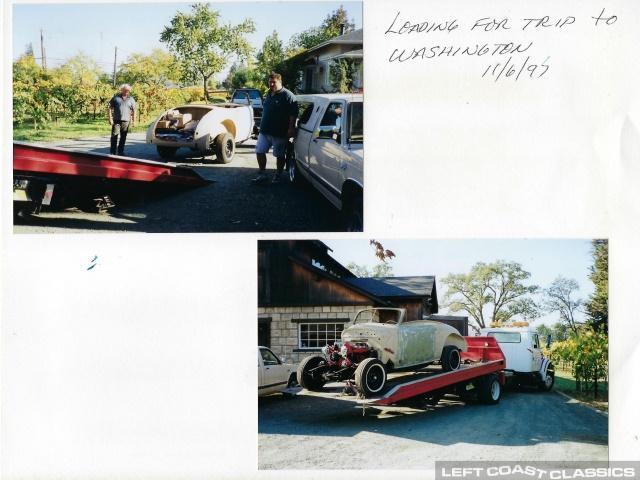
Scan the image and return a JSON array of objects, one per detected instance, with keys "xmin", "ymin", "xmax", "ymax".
[
  {"xmin": 12, "ymin": 1, "xmax": 362, "ymax": 81},
  {"xmin": 325, "ymin": 238, "xmax": 596, "ymax": 329}
]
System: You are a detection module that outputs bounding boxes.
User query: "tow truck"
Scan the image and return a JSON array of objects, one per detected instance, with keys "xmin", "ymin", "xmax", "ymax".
[{"xmin": 298, "ymin": 335, "xmax": 507, "ymax": 411}]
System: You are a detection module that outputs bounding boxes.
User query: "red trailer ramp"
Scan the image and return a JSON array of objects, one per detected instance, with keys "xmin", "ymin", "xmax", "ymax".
[
  {"xmin": 13, "ymin": 142, "xmax": 212, "ymax": 215},
  {"xmin": 13, "ymin": 141, "xmax": 212, "ymax": 186}
]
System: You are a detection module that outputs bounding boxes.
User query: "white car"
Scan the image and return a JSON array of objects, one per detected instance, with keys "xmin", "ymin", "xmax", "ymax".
[
  {"xmin": 146, "ymin": 103, "xmax": 253, "ymax": 163},
  {"xmin": 258, "ymin": 346, "xmax": 299, "ymax": 397},
  {"xmin": 292, "ymin": 94, "xmax": 363, "ymax": 231},
  {"xmin": 298, "ymin": 308, "xmax": 468, "ymax": 397}
]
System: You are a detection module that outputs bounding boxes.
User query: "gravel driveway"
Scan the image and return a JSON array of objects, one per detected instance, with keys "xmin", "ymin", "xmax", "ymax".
[
  {"xmin": 258, "ymin": 386, "xmax": 607, "ymax": 470},
  {"xmin": 13, "ymin": 133, "xmax": 347, "ymax": 233}
]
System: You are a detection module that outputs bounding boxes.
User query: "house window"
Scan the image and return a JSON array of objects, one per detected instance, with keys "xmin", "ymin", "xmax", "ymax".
[
  {"xmin": 298, "ymin": 322, "xmax": 345, "ymax": 349},
  {"xmin": 305, "ymin": 67, "xmax": 313, "ymax": 91}
]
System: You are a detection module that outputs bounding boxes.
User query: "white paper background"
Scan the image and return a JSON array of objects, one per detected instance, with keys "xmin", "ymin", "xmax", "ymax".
[{"xmin": 2, "ymin": 0, "xmax": 639, "ymax": 478}]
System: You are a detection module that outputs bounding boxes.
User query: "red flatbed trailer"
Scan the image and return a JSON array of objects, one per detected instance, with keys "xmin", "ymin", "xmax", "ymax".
[
  {"xmin": 362, "ymin": 336, "xmax": 506, "ymax": 406},
  {"xmin": 13, "ymin": 142, "xmax": 211, "ymax": 186},
  {"xmin": 13, "ymin": 142, "xmax": 212, "ymax": 215}
]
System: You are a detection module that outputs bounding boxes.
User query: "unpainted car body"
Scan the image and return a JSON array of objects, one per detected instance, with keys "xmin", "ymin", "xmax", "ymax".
[
  {"xmin": 344, "ymin": 308, "xmax": 467, "ymax": 369},
  {"xmin": 146, "ymin": 103, "xmax": 253, "ymax": 163},
  {"xmin": 297, "ymin": 308, "xmax": 468, "ymax": 397},
  {"xmin": 258, "ymin": 346, "xmax": 299, "ymax": 396},
  {"xmin": 292, "ymin": 93, "xmax": 363, "ymax": 231}
]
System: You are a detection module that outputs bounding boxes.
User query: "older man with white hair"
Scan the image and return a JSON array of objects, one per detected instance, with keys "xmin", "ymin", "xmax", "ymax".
[{"xmin": 108, "ymin": 84, "xmax": 137, "ymax": 155}]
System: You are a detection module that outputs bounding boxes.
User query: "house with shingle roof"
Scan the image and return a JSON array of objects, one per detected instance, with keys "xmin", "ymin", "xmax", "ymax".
[{"xmin": 301, "ymin": 28, "xmax": 363, "ymax": 93}]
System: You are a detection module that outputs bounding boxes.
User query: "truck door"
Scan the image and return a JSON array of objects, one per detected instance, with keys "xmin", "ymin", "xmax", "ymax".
[
  {"xmin": 294, "ymin": 100, "xmax": 318, "ymax": 176},
  {"xmin": 530, "ymin": 333, "xmax": 543, "ymax": 371},
  {"xmin": 308, "ymin": 101, "xmax": 347, "ymax": 209}
]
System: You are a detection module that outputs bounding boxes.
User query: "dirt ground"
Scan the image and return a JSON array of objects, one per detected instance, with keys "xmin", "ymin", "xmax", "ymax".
[{"xmin": 13, "ymin": 133, "xmax": 347, "ymax": 233}]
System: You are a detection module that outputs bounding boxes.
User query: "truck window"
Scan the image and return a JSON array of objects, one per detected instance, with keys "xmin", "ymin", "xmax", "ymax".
[
  {"xmin": 532, "ymin": 334, "xmax": 540, "ymax": 349},
  {"xmin": 487, "ymin": 332, "xmax": 521, "ymax": 343},
  {"xmin": 297, "ymin": 101, "xmax": 315, "ymax": 126},
  {"xmin": 348, "ymin": 101, "xmax": 363, "ymax": 143}
]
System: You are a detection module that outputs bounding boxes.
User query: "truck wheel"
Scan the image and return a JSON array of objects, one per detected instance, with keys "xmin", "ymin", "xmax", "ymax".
[
  {"xmin": 538, "ymin": 370, "xmax": 555, "ymax": 391},
  {"xmin": 344, "ymin": 197, "xmax": 363, "ymax": 232},
  {"xmin": 297, "ymin": 356, "xmax": 326, "ymax": 391},
  {"xmin": 355, "ymin": 358, "xmax": 386, "ymax": 397},
  {"xmin": 157, "ymin": 146, "xmax": 177, "ymax": 159},
  {"xmin": 440, "ymin": 345, "xmax": 461, "ymax": 372},
  {"xmin": 215, "ymin": 132, "xmax": 235, "ymax": 164},
  {"xmin": 478, "ymin": 375, "xmax": 502, "ymax": 405}
]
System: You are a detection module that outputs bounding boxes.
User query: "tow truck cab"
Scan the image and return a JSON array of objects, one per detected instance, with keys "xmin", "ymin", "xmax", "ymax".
[{"xmin": 479, "ymin": 324, "xmax": 555, "ymax": 391}]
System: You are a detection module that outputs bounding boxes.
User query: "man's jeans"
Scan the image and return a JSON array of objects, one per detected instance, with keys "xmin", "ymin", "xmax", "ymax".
[{"xmin": 110, "ymin": 120, "xmax": 130, "ymax": 155}]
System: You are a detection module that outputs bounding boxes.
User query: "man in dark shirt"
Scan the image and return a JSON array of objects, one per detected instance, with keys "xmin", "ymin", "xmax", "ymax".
[
  {"xmin": 252, "ymin": 73, "xmax": 298, "ymax": 183},
  {"xmin": 108, "ymin": 84, "xmax": 137, "ymax": 155}
]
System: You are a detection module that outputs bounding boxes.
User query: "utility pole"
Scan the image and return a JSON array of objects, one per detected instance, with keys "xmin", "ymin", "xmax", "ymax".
[
  {"xmin": 40, "ymin": 29, "xmax": 47, "ymax": 70},
  {"xmin": 113, "ymin": 46, "xmax": 118, "ymax": 87}
]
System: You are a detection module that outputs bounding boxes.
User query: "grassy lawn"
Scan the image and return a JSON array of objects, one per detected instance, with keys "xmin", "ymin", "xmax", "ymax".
[
  {"xmin": 13, "ymin": 96, "xmax": 227, "ymax": 143},
  {"xmin": 554, "ymin": 367, "xmax": 608, "ymax": 414},
  {"xmin": 13, "ymin": 116, "xmax": 156, "ymax": 143}
]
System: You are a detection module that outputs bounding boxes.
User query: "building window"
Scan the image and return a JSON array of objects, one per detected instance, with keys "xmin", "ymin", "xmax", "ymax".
[
  {"xmin": 298, "ymin": 322, "xmax": 345, "ymax": 349},
  {"xmin": 305, "ymin": 67, "xmax": 313, "ymax": 91}
]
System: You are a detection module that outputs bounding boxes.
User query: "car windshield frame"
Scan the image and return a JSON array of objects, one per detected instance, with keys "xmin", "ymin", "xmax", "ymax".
[{"xmin": 353, "ymin": 309, "xmax": 402, "ymax": 325}]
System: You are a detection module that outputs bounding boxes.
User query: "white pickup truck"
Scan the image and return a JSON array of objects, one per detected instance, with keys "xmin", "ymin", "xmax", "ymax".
[
  {"xmin": 258, "ymin": 346, "xmax": 299, "ymax": 397},
  {"xmin": 292, "ymin": 93, "xmax": 363, "ymax": 231},
  {"xmin": 480, "ymin": 324, "xmax": 555, "ymax": 391}
]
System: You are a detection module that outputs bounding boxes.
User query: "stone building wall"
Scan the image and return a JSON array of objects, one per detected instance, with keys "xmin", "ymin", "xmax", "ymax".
[{"xmin": 258, "ymin": 303, "xmax": 373, "ymax": 365}]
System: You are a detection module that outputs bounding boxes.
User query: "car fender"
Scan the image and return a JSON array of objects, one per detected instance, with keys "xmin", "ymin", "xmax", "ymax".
[{"xmin": 441, "ymin": 332, "xmax": 468, "ymax": 352}]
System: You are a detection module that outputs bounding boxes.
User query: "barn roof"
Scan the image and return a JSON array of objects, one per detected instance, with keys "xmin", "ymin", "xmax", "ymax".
[{"xmin": 345, "ymin": 276, "xmax": 436, "ymax": 298}]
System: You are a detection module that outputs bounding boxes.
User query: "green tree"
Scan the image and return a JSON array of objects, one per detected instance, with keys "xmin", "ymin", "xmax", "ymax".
[
  {"xmin": 256, "ymin": 31, "xmax": 286, "ymax": 80},
  {"xmin": 441, "ymin": 260, "xmax": 540, "ymax": 333},
  {"xmin": 543, "ymin": 276, "xmax": 584, "ymax": 333},
  {"xmin": 51, "ymin": 52, "xmax": 110, "ymax": 120},
  {"xmin": 289, "ymin": 5, "xmax": 355, "ymax": 51},
  {"xmin": 551, "ymin": 328, "xmax": 608, "ymax": 398},
  {"xmin": 13, "ymin": 53, "xmax": 60, "ymax": 128},
  {"xmin": 160, "ymin": 3, "xmax": 255, "ymax": 101},
  {"xmin": 222, "ymin": 61, "xmax": 242, "ymax": 90},
  {"xmin": 117, "ymin": 49, "xmax": 180, "ymax": 87},
  {"xmin": 329, "ymin": 58, "xmax": 359, "ymax": 93},
  {"xmin": 346, "ymin": 262, "xmax": 394, "ymax": 278},
  {"xmin": 586, "ymin": 239, "xmax": 608, "ymax": 331},
  {"xmin": 230, "ymin": 67, "xmax": 262, "ymax": 91},
  {"xmin": 551, "ymin": 321, "xmax": 570, "ymax": 342}
]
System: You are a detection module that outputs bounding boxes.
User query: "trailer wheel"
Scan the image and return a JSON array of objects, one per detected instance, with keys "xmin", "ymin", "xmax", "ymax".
[
  {"xmin": 355, "ymin": 358, "xmax": 387, "ymax": 397},
  {"xmin": 478, "ymin": 375, "xmax": 501, "ymax": 405},
  {"xmin": 214, "ymin": 132, "xmax": 235, "ymax": 164},
  {"xmin": 157, "ymin": 146, "xmax": 178, "ymax": 159},
  {"xmin": 538, "ymin": 369, "xmax": 555, "ymax": 391},
  {"xmin": 297, "ymin": 356, "xmax": 326, "ymax": 391},
  {"xmin": 440, "ymin": 345, "xmax": 461, "ymax": 372}
]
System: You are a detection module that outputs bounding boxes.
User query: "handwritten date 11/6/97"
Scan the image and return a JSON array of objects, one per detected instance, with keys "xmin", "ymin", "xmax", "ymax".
[{"xmin": 482, "ymin": 56, "xmax": 549, "ymax": 82}]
